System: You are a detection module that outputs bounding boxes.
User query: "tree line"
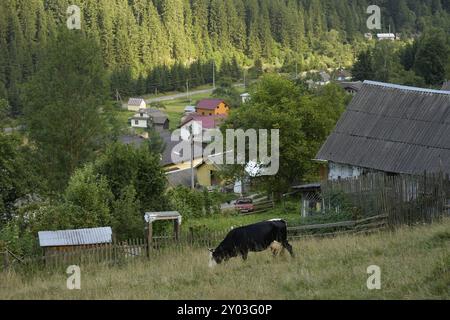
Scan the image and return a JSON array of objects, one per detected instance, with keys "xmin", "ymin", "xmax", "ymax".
[{"xmin": 1, "ymin": 0, "xmax": 450, "ymax": 114}]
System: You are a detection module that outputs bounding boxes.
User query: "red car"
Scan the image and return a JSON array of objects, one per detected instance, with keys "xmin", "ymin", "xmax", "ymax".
[{"xmin": 235, "ymin": 198, "xmax": 254, "ymax": 213}]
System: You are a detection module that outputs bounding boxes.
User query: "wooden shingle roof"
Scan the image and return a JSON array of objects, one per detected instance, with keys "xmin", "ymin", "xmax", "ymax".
[{"xmin": 316, "ymin": 81, "xmax": 450, "ymax": 175}]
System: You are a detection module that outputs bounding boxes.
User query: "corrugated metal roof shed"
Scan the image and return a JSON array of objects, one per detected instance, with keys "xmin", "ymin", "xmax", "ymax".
[
  {"xmin": 316, "ymin": 81, "xmax": 450, "ymax": 175},
  {"xmin": 38, "ymin": 227, "xmax": 113, "ymax": 247}
]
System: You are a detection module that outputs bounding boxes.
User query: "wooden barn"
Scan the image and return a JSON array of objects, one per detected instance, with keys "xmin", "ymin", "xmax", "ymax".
[
  {"xmin": 316, "ymin": 80, "xmax": 450, "ymax": 180},
  {"xmin": 38, "ymin": 227, "xmax": 113, "ymax": 256}
]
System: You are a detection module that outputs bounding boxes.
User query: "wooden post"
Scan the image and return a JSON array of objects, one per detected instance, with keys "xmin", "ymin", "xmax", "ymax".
[
  {"xmin": 3, "ymin": 250, "xmax": 9, "ymax": 270},
  {"xmin": 147, "ymin": 222, "xmax": 153, "ymax": 258},
  {"xmin": 174, "ymin": 219, "xmax": 180, "ymax": 242}
]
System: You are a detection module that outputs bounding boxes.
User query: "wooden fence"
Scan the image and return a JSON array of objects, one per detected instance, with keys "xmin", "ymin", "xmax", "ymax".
[
  {"xmin": 321, "ymin": 172, "xmax": 450, "ymax": 226},
  {"xmin": 287, "ymin": 214, "xmax": 388, "ymax": 239},
  {"xmin": 240, "ymin": 199, "xmax": 275, "ymax": 215}
]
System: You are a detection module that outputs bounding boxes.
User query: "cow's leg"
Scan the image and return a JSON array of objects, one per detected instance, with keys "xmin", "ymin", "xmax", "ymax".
[
  {"xmin": 276, "ymin": 223, "xmax": 294, "ymax": 258},
  {"xmin": 241, "ymin": 250, "xmax": 248, "ymax": 261},
  {"xmin": 282, "ymin": 241, "xmax": 294, "ymax": 257}
]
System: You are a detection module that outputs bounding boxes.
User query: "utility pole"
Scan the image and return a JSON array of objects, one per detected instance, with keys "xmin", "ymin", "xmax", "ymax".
[
  {"xmin": 115, "ymin": 89, "xmax": 122, "ymax": 105},
  {"xmin": 295, "ymin": 61, "xmax": 298, "ymax": 79},
  {"xmin": 212, "ymin": 60, "xmax": 216, "ymax": 90},
  {"xmin": 190, "ymin": 125, "xmax": 195, "ymax": 190},
  {"xmin": 186, "ymin": 79, "xmax": 190, "ymax": 102},
  {"xmin": 243, "ymin": 69, "xmax": 246, "ymax": 88}
]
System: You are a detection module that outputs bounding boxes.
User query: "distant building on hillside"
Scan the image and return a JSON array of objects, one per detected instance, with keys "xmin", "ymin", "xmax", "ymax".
[
  {"xmin": 337, "ymin": 81, "xmax": 363, "ymax": 95},
  {"xmin": 179, "ymin": 114, "xmax": 227, "ymax": 133},
  {"xmin": 129, "ymin": 108, "xmax": 169, "ymax": 132},
  {"xmin": 364, "ymin": 33, "xmax": 373, "ymax": 40},
  {"xmin": 127, "ymin": 98, "xmax": 147, "ymax": 111},
  {"xmin": 184, "ymin": 106, "xmax": 196, "ymax": 114},
  {"xmin": 335, "ymin": 69, "xmax": 352, "ymax": 82},
  {"xmin": 318, "ymin": 71, "xmax": 331, "ymax": 85},
  {"xmin": 377, "ymin": 33, "xmax": 396, "ymax": 41},
  {"xmin": 196, "ymin": 99, "xmax": 230, "ymax": 116}
]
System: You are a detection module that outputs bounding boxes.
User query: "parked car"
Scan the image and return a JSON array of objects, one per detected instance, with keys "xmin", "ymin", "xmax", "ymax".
[{"xmin": 235, "ymin": 198, "xmax": 254, "ymax": 213}]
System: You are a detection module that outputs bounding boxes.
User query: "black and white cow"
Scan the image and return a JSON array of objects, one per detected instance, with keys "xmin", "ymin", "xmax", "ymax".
[{"xmin": 208, "ymin": 219, "xmax": 294, "ymax": 267}]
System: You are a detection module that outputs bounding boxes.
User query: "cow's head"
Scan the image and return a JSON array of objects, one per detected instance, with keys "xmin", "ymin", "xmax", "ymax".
[{"xmin": 208, "ymin": 248, "xmax": 223, "ymax": 267}]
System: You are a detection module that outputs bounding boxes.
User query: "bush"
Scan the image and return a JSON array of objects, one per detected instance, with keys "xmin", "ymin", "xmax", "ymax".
[
  {"xmin": 111, "ymin": 185, "xmax": 143, "ymax": 241},
  {"xmin": 168, "ymin": 187, "xmax": 225, "ymax": 220},
  {"xmin": 64, "ymin": 164, "xmax": 113, "ymax": 227},
  {"xmin": 167, "ymin": 186, "xmax": 204, "ymax": 219}
]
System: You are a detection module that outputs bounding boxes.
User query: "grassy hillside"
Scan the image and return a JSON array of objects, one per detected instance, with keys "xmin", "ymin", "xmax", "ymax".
[{"xmin": 1, "ymin": 219, "xmax": 449, "ymax": 300}]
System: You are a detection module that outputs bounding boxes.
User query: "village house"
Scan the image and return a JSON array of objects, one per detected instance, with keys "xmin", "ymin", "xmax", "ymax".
[
  {"xmin": 334, "ymin": 69, "xmax": 352, "ymax": 81},
  {"xmin": 127, "ymin": 98, "xmax": 147, "ymax": 111},
  {"xmin": 129, "ymin": 108, "xmax": 169, "ymax": 132},
  {"xmin": 315, "ymin": 80, "xmax": 450, "ymax": 180},
  {"xmin": 195, "ymin": 99, "xmax": 230, "ymax": 116},
  {"xmin": 158, "ymin": 129, "xmax": 222, "ymax": 189},
  {"xmin": 179, "ymin": 114, "xmax": 227, "ymax": 132},
  {"xmin": 306, "ymin": 71, "xmax": 331, "ymax": 89}
]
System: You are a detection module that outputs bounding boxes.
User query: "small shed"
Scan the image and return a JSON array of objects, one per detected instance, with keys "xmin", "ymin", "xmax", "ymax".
[
  {"xmin": 377, "ymin": 33, "xmax": 396, "ymax": 41},
  {"xmin": 240, "ymin": 93, "xmax": 251, "ymax": 103},
  {"xmin": 144, "ymin": 211, "xmax": 182, "ymax": 254},
  {"xmin": 184, "ymin": 106, "xmax": 196, "ymax": 114},
  {"xmin": 38, "ymin": 227, "xmax": 113, "ymax": 256},
  {"xmin": 292, "ymin": 183, "xmax": 323, "ymax": 217}
]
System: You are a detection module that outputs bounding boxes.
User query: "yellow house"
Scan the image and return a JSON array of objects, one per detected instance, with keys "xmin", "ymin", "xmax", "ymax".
[
  {"xmin": 196, "ymin": 99, "xmax": 230, "ymax": 116},
  {"xmin": 196, "ymin": 162, "xmax": 220, "ymax": 187},
  {"xmin": 165, "ymin": 159, "xmax": 222, "ymax": 188}
]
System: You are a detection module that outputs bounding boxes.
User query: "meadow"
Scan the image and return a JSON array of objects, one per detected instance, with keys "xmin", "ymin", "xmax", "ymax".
[{"xmin": 1, "ymin": 219, "xmax": 448, "ymax": 300}]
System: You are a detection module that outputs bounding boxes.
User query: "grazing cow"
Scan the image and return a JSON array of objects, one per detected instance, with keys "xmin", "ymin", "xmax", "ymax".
[{"xmin": 208, "ymin": 219, "xmax": 294, "ymax": 267}]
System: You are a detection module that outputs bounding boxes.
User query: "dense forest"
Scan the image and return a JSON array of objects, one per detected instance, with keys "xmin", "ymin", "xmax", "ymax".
[{"xmin": 1, "ymin": 0, "xmax": 450, "ymax": 114}]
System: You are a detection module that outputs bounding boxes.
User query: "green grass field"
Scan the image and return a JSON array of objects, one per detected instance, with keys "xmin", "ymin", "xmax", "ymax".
[
  {"xmin": 184, "ymin": 210, "xmax": 302, "ymax": 232},
  {"xmin": 2, "ymin": 219, "xmax": 448, "ymax": 299}
]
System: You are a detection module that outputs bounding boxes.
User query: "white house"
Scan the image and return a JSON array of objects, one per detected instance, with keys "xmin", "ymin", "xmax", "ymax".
[
  {"xmin": 127, "ymin": 98, "xmax": 147, "ymax": 111},
  {"xmin": 130, "ymin": 109, "xmax": 150, "ymax": 128},
  {"xmin": 130, "ymin": 108, "xmax": 169, "ymax": 131}
]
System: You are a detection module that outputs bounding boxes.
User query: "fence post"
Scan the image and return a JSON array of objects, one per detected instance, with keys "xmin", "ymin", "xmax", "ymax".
[
  {"xmin": 3, "ymin": 251, "xmax": 9, "ymax": 270},
  {"xmin": 146, "ymin": 222, "xmax": 153, "ymax": 258}
]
